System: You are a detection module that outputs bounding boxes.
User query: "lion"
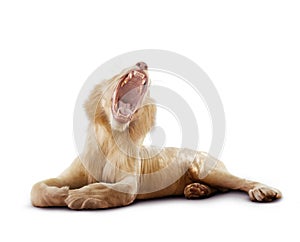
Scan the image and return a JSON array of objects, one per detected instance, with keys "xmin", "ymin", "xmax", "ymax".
[{"xmin": 31, "ymin": 62, "xmax": 282, "ymax": 209}]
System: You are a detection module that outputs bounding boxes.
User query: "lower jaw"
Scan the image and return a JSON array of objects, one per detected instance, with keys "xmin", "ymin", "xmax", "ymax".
[
  {"xmin": 112, "ymin": 112, "xmax": 132, "ymax": 123},
  {"xmin": 110, "ymin": 116, "xmax": 130, "ymax": 132}
]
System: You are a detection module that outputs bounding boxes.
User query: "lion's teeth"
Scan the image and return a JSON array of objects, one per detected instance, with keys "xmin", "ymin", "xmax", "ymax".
[{"xmin": 134, "ymin": 71, "xmax": 145, "ymax": 79}]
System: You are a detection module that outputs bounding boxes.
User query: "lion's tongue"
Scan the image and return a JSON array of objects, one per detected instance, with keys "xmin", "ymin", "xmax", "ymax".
[
  {"xmin": 118, "ymin": 100, "xmax": 132, "ymax": 116},
  {"xmin": 117, "ymin": 87, "xmax": 141, "ymax": 116}
]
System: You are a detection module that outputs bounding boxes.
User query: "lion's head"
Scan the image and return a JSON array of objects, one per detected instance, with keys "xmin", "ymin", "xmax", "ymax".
[{"xmin": 85, "ymin": 62, "xmax": 156, "ymax": 144}]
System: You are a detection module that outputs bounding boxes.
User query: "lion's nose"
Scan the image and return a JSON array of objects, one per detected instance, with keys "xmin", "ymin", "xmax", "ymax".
[{"xmin": 136, "ymin": 62, "xmax": 148, "ymax": 70}]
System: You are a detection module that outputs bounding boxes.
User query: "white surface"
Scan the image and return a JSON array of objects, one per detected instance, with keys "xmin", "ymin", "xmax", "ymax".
[{"xmin": 0, "ymin": 0, "xmax": 299, "ymax": 241}]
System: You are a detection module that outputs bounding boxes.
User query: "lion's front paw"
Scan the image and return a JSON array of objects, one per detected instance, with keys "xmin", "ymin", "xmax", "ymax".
[
  {"xmin": 248, "ymin": 185, "xmax": 282, "ymax": 202},
  {"xmin": 65, "ymin": 190, "xmax": 109, "ymax": 210},
  {"xmin": 184, "ymin": 183, "xmax": 215, "ymax": 199},
  {"xmin": 31, "ymin": 183, "xmax": 69, "ymax": 207}
]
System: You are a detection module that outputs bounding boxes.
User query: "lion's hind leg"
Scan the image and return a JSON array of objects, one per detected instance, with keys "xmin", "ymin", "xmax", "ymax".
[{"xmin": 189, "ymin": 152, "xmax": 282, "ymax": 202}]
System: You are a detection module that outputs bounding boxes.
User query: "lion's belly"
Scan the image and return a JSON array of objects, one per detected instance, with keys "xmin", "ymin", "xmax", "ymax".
[
  {"xmin": 136, "ymin": 147, "xmax": 195, "ymax": 199},
  {"xmin": 136, "ymin": 175, "xmax": 191, "ymax": 199}
]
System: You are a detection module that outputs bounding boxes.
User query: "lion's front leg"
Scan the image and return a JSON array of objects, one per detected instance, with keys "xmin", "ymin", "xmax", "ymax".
[
  {"xmin": 65, "ymin": 182, "xmax": 137, "ymax": 210},
  {"xmin": 31, "ymin": 158, "xmax": 94, "ymax": 207},
  {"xmin": 31, "ymin": 179, "xmax": 69, "ymax": 207}
]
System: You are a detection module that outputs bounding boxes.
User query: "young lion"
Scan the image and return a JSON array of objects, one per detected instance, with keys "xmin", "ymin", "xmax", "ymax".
[{"xmin": 31, "ymin": 62, "xmax": 282, "ymax": 209}]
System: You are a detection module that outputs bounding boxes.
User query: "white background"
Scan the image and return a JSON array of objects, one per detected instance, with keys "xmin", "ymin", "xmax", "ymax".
[{"xmin": 0, "ymin": 0, "xmax": 299, "ymax": 241}]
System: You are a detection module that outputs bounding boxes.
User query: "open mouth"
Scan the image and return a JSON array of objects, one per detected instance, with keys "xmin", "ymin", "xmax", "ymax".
[{"xmin": 111, "ymin": 62, "xmax": 149, "ymax": 123}]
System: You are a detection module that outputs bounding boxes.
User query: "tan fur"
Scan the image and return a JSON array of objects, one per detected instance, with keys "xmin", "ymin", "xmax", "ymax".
[{"xmin": 31, "ymin": 65, "xmax": 282, "ymax": 209}]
